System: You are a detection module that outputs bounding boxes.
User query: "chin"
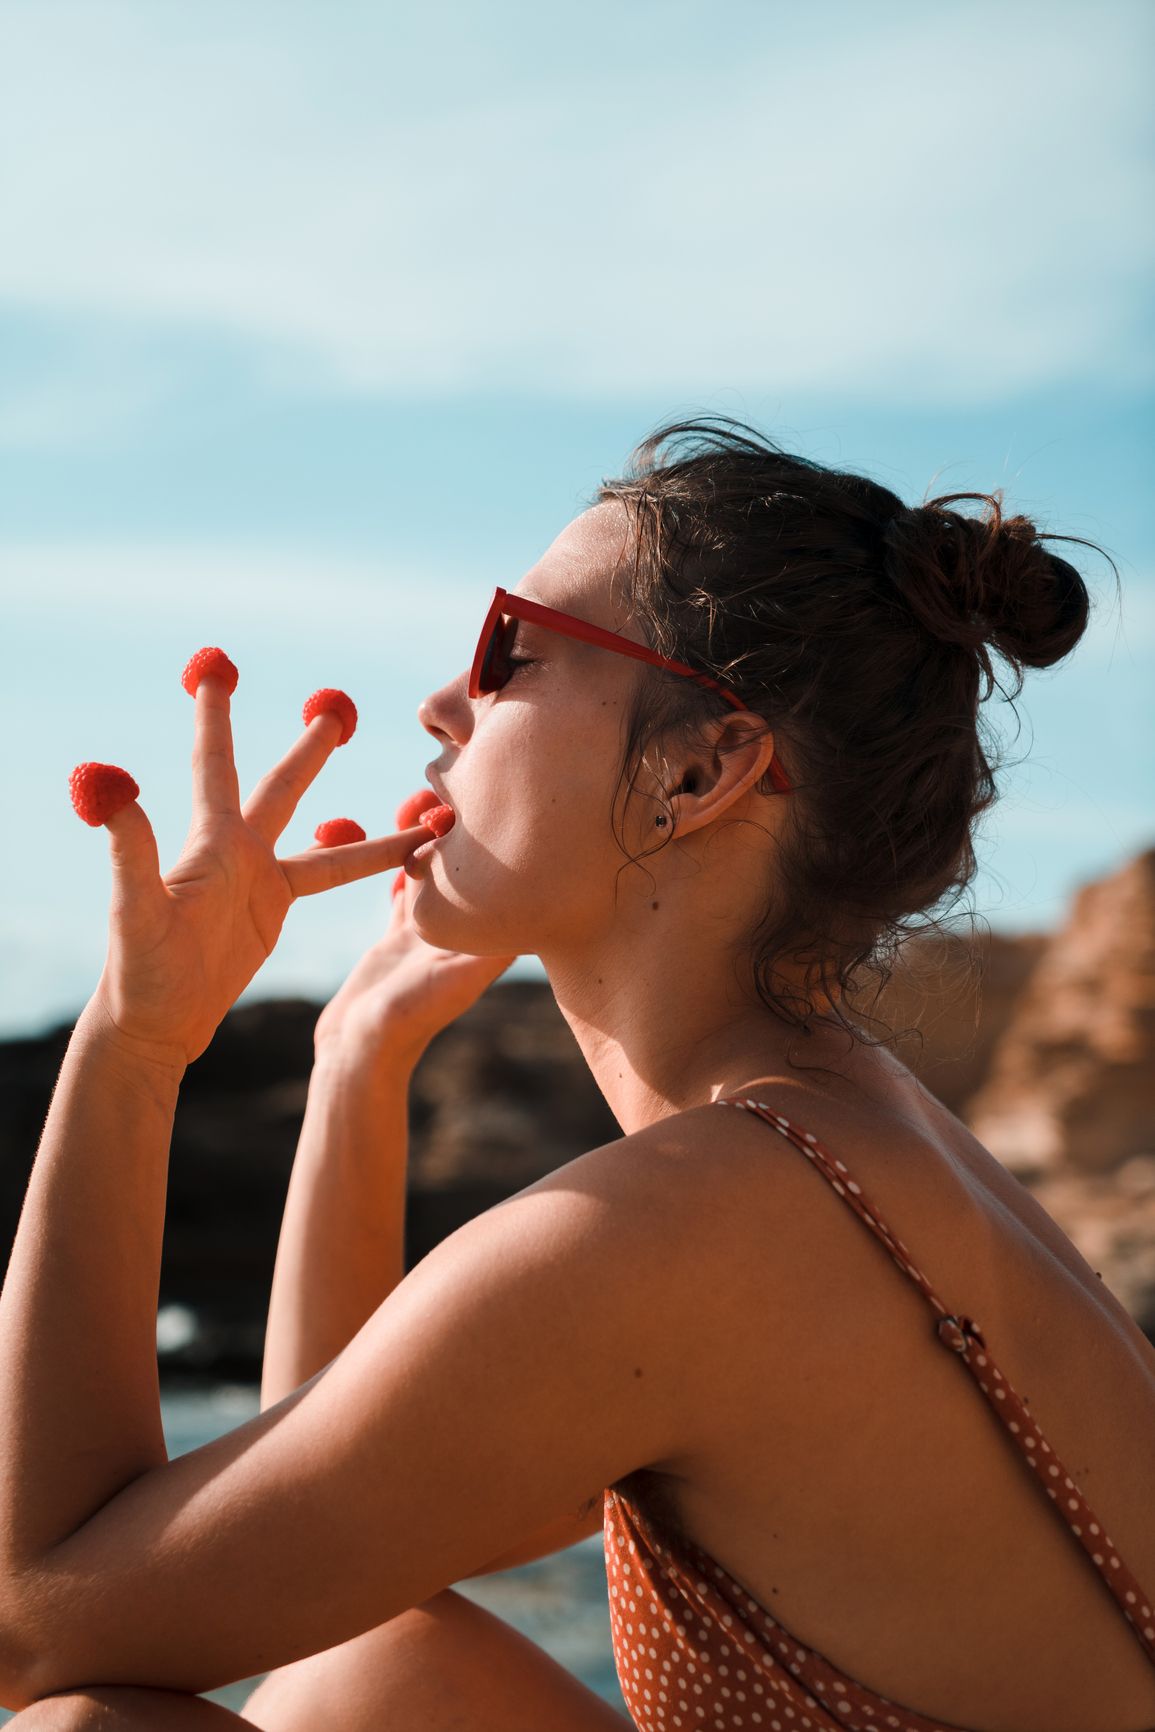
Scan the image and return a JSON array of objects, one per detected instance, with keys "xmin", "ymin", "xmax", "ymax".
[{"xmin": 411, "ymin": 890, "xmax": 526, "ymax": 961}]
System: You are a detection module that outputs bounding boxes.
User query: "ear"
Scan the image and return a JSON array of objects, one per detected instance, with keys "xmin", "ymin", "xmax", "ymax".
[{"xmin": 665, "ymin": 713, "xmax": 780, "ymax": 837}]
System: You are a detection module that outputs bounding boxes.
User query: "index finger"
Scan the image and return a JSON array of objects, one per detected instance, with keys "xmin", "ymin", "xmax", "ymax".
[{"xmin": 279, "ymin": 823, "xmax": 429, "ymax": 898}]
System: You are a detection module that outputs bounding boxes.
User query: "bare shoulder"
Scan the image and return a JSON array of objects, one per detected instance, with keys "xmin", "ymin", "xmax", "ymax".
[
  {"xmin": 543, "ymin": 1068, "xmax": 942, "ymax": 1245},
  {"xmin": 505, "ymin": 1097, "xmax": 759, "ymax": 1228},
  {"xmin": 512, "ymin": 1073, "xmax": 924, "ymax": 1268}
]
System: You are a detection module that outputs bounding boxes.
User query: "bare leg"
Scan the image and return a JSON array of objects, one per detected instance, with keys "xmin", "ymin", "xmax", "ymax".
[
  {"xmin": 243, "ymin": 1587, "xmax": 629, "ymax": 1731},
  {"xmin": 4, "ymin": 1687, "xmax": 255, "ymax": 1728}
]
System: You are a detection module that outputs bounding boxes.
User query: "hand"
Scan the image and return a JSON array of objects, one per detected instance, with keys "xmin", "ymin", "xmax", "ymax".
[
  {"xmin": 313, "ymin": 789, "xmax": 517, "ymax": 1066},
  {"xmin": 87, "ymin": 671, "xmax": 430, "ymax": 1069}
]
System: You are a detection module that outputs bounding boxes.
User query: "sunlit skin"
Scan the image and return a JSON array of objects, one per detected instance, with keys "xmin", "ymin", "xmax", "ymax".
[
  {"xmin": 3, "ymin": 504, "xmax": 1155, "ymax": 1732},
  {"xmin": 409, "ymin": 499, "xmax": 867, "ymax": 1136}
]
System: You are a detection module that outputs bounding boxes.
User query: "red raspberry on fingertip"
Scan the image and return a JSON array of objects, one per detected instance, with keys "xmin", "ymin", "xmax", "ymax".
[
  {"xmin": 69, "ymin": 762, "xmax": 141, "ymax": 826},
  {"xmin": 314, "ymin": 818, "xmax": 367, "ymax": 847},
  {"xmin": 303, "ymin": 688, "xmax": 357, "ymax": 746},
  {"xmin": 418, "ymin": 802, "xmax": 455, "ymax": 838},
  {"xmin": 182, "ymin": 647, "xmax": 239, "ymax": 697},
  {"xmin": 395, "ymin": 787, "xmax": 440, "ymax": 830}
]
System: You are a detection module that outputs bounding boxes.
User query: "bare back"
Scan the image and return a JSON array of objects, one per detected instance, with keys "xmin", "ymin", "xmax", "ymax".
[{"xmin": 613, "ymin": 1055, "xmax": 1155, "ymax": 1731}]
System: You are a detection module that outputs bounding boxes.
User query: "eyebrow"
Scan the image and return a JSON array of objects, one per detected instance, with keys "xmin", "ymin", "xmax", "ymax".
[
  {"xmin": 507, "ymin": 601, "xmax": 554, "ymax": 631},
  {"xmin": 516, "ymin": 597, "xmax": 593, "ymax": 631}
]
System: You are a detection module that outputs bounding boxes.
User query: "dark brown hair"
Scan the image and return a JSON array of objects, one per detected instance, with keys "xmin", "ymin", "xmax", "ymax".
[{"xmin": 592, "ymin": 414, "xmax": 1116, "ymax": 1042}]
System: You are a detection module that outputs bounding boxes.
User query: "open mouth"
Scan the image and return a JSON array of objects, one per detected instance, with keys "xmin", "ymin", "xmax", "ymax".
[{"xmin": 406, "ymin": 800, "xmax": 455, "ymax": 873}]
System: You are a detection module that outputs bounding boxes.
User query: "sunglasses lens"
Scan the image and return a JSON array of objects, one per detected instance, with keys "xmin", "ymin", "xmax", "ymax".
[{"xmin": 478, "ymin": 613, "xmax": 518, "ymax": 692}]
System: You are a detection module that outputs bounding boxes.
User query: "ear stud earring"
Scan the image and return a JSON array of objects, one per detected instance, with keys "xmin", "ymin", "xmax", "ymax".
[{"xmin": 655, "ymin": 815, "xmax": 668, "ymax": 828}]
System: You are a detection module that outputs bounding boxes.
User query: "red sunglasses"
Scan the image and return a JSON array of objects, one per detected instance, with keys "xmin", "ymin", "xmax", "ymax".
[{"xmin": 468, "ymin": 585, "xmax": 792, "ymax": 796}]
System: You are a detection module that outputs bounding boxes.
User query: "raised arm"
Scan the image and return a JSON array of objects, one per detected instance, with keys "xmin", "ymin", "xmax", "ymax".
[
  {"xmin": 260, "ymin": 785, "xmax": 517, "ymax": 1408},
  {"xmin": 0, "ymin": 670, "xmax": 433, "ymax": 1656},
  {"xmin": 258, "ymin": 1039, "xmax": 417, "ymax": 1409}
]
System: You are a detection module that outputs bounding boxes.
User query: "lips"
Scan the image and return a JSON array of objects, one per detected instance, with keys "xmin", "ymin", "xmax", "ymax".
[
  {"xmin": 424, "ymin": 765, "xmax": 454, "ymax": 809},
  {"xmin": 406, "ymin": 821, "xmax": 450, "ymax": 875},
  {"xmin": 401, "ymin": 770, "xmax": 455, "ymax": 874}
]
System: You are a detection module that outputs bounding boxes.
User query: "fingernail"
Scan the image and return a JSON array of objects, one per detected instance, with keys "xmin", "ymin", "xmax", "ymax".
[
  {"xmin": 182, "ymin": 647, "xmax": 239, "ymax": 696},
  {"xmin": 69, "ymin": 762, "xmax": 140, "ymax": 826},
  {"xmin": 302, "ymin": 688, "xmax": 357, "ymax": 746},
  {"xmin": 418, "ymin": 803, "xmax": 455, "ymax": 838}
]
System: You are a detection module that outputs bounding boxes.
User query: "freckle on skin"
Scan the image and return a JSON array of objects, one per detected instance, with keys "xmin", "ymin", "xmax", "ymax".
[
  {"xmin": 651, "ymin": 901, "xmax": 660, "ymax": 911},
  {"xmin": 634, "ymin": 1367, "xmax": 644, "ymax": 1378}
]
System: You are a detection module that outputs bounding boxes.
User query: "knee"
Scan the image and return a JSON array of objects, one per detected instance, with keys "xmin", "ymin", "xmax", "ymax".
[
  {"xmin": 243, "ymin": 1589, "xmax": 470, "ymax": 1726},
  {"xmin": 5, "ymin": 1688, "xmax": 116, "ymax": 1727},
  {"xmin": 4, "ymin": 1685, "xmax": 200, "ymax": 1728}
]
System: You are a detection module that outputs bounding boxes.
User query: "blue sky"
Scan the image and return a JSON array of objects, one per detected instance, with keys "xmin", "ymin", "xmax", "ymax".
[{"xmin": 2, "ymin": 0, "xmax": 1152, "ymax": 1039}]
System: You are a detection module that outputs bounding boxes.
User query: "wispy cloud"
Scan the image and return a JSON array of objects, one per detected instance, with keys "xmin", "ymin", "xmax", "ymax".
[
  {"xmin": 1, "ymin": 0, "xmax": 1150, "ymax": 411},
  {"xmin": 1, "ymin": 539, "xmax": 482, "ymax": 631}
]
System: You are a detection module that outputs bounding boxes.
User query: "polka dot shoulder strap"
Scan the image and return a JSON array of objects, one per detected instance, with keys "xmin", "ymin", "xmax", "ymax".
[{"xmin": 715, "ymin": 1094, "xmax": 1155, "ymax": 1669}]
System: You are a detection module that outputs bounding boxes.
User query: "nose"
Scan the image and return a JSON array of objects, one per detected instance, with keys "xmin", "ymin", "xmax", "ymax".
[{"xmin": 417, "ymin": 669, "xmax": 472, "ymax": 746}]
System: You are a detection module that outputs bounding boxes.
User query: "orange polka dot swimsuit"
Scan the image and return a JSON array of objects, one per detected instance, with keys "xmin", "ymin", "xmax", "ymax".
[{"xmin": 603, "ymin": 1096, "xmax": 1155, "ymax": 1731}]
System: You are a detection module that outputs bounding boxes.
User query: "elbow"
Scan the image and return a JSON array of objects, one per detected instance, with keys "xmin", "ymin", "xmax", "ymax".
[
  {"xmin": 0, "ymin": 1680, "xmax": 37, "ymax": 1717},
  {"xmin": 0, "ymin": 1579, "xmax": 65, "ymax": 1712},
  {"xmin": 0, "ymin": 1648, "xmax": 82, "ymax": 1716},
  {"xmin": 0, "ymin": 1631, "xmax": 98, "ymax": 1715},
  {"xmin": 0, "ymin": 1627, "xmax": 37, "ymax": 1714}
]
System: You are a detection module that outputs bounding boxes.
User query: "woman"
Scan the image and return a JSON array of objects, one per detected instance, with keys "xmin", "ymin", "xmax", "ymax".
[{"xmin": 0, "ymin": 417, "xmax": 1152, "ymax": 1731}]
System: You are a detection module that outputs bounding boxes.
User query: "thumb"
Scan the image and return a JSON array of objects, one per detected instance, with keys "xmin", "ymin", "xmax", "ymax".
[{"xmin": 104, "ymin": 797, "xmax": 164, "ymax": 910}]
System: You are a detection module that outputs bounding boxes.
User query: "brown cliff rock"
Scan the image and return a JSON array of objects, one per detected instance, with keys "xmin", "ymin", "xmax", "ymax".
[
  {"xmin": 1028, "ymin": 1158, "xmax": 1155, "ymax": 1338},
  {"xmin": 878, "ymin": 927, "xmax": 1047, "ymax": 1117},
  {"xmin": 967, "ymin": 849, "xmax": 1155, "ymax": 1177}
]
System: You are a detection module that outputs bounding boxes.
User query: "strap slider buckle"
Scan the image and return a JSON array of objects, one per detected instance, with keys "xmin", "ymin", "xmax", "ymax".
[{"xmin": 936, "ymin": 1313, "xmax": 985, "ymax": 1353}]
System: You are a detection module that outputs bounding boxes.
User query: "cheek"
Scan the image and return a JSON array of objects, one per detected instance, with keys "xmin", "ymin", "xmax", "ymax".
[
  {"xmin": 478, "ymin": 772, "xmax": 601, "ymax": 874},
  {"xmin": 410, "ymin": 710, "xmax": 627, "ymax": 953},
  {"xmin": 467, "ymin": 711, "xmax": 619, "ymax": 871}
]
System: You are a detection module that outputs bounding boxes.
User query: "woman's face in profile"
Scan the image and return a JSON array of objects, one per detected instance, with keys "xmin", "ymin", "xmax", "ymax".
[{"xmin": 411, "ymin": 501, "xmax": 656, "ymax": 961}]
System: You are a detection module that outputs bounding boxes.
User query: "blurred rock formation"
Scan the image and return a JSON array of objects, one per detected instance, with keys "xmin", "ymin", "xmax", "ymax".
[
  {"xmin": 967, "ymin": 848, "xmax": 1155, "ymax": 1177},
  {"xmin": 1, "ymin": 847, "xmax": 1152, "ymax": 1379}
]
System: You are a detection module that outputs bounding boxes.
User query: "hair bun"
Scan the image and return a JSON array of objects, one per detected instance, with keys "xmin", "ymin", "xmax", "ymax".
[{"xmin": 880, "ymin": 490, "xmax": 1090, "ymax": 679}]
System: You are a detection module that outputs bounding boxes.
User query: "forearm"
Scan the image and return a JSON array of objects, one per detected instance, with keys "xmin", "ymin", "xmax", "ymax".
[
  {"xmin": 0, "ymin": 996, "xmax": 184, "ymax": 1579},
  {"xmin": 259, "ymin": 1039, "xmax": 417, "ymax": 1410}
]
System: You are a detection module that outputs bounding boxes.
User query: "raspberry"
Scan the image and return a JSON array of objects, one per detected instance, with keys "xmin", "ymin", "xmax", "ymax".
[
  {"xmin": 313, "ymin": 818, "xmax": 366, "ymax": 847},
  {"xmin": 69, "ymin": 762, "xmax": 140, "ymax": 826},
  {"xmin": 395, "ymin": 788, "xmax": 440, "ymax": 829},
  {"xmin": 302, "ymin": 688, "xmax": 357, "ymax": 746},
  {"xmin": 182, "ymin": 647, "xmax": 239, "ymax": 697},
  {"xmin": 418, "ymin": 802, "xmax": 455, "ymax": 839}
]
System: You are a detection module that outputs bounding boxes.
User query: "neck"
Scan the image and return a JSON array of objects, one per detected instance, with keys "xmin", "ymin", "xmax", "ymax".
[{"xmin": 539, "ymin": 909, "xmax": 857, "ymax": 1139}]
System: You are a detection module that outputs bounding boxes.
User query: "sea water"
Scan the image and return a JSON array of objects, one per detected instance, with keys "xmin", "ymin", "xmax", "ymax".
[{"xmin": 0, "ymin": 1385, "xmax": 627, "ymax": 1723}]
